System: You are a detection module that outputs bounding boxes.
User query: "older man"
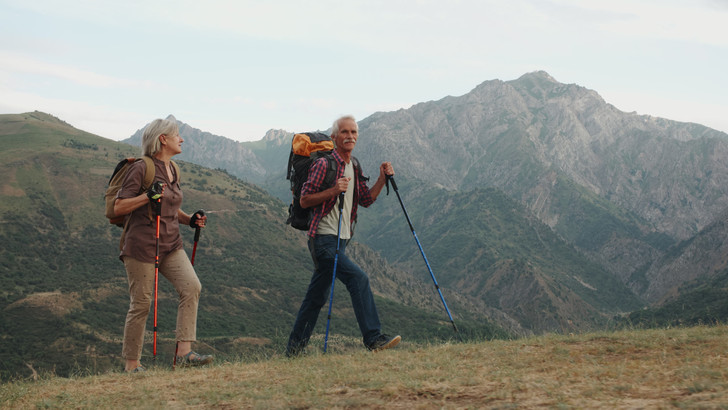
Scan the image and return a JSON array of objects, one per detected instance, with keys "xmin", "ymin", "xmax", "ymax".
[{"xmin": 286, "ymin": 115, "xmax": 401, "ymax": 356}]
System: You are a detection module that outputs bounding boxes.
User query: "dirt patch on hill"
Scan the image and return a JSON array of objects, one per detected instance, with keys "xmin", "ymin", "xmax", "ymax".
[
  {"xmin": 231, "ymin": 337, "xmax": 271, "ymax": 346},
  {"xmin": 1, "ymin": 168, "xmax": 24, "ymax": 197},
  {"xmin": 5, "ymin": 291, "xmax": 82, "ymax": 317},
  {"xmin": 1, "ymin": 184, "xmax": 24, "ymax": 196}
]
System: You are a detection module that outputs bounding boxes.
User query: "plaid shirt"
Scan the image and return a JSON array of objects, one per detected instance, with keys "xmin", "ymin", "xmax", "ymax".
[{"xmin": 302, "ymin": 150, "xmax": 374, "ymax": 238}]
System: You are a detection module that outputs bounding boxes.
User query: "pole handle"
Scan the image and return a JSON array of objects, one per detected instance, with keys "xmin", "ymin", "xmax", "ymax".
[
  {"xmin": 386, "ymin": 174, "xmax": 398, "ymax": 191},
  {"xmin": 337, "ymin": 192, "xmax": 345, "ymax": 211}
]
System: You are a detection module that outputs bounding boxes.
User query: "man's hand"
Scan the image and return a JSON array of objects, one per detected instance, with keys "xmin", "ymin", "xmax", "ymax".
[
  {"xmin": 334, "ymin": 177, "xmax": 351, "ymax": 195},
  {"xmin": 380, "ymin": 162, "xmax": 394, "ymax": 177}
]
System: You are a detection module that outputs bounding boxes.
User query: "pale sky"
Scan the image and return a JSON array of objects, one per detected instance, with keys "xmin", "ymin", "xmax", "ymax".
[{"xmin": 1, "ymin": 0, "xmax": 727, "ymax": 142}]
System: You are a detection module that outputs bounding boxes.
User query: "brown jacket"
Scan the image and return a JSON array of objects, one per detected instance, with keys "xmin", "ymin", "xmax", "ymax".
[{"xmin": 117, "ymin": 157, "xmax": 183, "ymax": 263}]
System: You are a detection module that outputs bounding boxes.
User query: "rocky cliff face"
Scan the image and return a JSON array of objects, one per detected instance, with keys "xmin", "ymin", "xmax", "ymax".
[
  {"xmin": 351, "ymin": 72, "xmax": 728, "ymax": 300},
  {"xmin": 124, "ymin": 115, "xmax": 269, "ymax": 183},
  {"xmin": 358, "ymin": 71, "xmax": 728, "ymax": 242}
]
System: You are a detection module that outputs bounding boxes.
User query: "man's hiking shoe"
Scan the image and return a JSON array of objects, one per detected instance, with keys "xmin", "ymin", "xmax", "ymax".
[
  {"xmin": 175, "ymin": 351, "xmax": 213, "ymax": 368},
  {"xmin": 285, "ymin": 341, "xmax": 308, "ymax": 358},
  {"xmin": 367, "ymin": 334, "xmax": 401, "ymax": 352},
  {"xmin": 127, "ymin": 365, "xmax": 146, "ymax": 373}
]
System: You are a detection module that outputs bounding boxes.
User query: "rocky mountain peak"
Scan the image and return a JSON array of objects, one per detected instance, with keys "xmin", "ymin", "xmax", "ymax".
[
  {"xmin": 518, "ymin": 70, "xmax": 558, "ymax": 83},
  {"xmin": 262, "ymin": 129, "xmax": 293, "ymax": 145}
]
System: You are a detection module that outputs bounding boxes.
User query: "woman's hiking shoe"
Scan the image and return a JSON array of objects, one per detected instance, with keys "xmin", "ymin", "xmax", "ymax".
[
  {"xmin": 367, "ymin": 334, "xmax": 401, "ymax": 352},
  {"xmin": 175, "ymin": 351, "xmax": 213, "ymax": 367}
]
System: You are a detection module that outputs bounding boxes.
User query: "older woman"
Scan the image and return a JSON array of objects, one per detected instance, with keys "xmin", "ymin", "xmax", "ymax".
[{"xmin": 114, "ymin": 118, "xmax": 212, "ymax": 372}]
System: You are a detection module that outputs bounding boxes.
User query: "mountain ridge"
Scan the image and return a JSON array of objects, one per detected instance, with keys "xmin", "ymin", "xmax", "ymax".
[
  {"xmin": 118, "ymin": 71, "xmax": 728, "ymax": 308},
  {"xmin": 6, "ymin": 69, "xmax": 728, "ymax": 378},
  {"xmin": 119, "ymin": 71, "xmax": 728, "ymax": 315}
]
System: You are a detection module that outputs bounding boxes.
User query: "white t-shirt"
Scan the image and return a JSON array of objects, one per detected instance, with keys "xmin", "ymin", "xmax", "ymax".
[{"xmin": 317, "ymin": 160, "xmax": 355, "ymax": 239}]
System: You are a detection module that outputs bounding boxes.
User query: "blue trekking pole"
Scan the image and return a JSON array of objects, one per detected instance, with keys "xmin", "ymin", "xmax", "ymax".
[
  {"xmin": 387, "ymin": 175, "xmax": 458, "ymax": 334},
  {"xmin": 324, "ymin": 193, "xmax": 346, "ymax": 353}
]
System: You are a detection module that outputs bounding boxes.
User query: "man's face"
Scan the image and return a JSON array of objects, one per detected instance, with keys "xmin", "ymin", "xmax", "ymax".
[{"xmin": 334, "ymin": 118, "xmax": 358, "ymax": 153}]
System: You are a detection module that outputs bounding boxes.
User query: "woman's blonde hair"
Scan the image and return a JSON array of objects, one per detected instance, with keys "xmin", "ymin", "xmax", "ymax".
[{"xmin": 141, "ymin": 119, "xmax": 178, "ymax": 157}]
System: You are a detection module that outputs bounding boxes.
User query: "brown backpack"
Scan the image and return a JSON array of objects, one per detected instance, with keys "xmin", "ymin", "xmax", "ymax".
[{"xmin": 105, "ymin": 157, "xmax": 156, "ymax": 226}]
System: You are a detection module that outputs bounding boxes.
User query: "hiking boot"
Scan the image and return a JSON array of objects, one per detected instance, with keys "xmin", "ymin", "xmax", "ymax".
[
  {"xmin": 285, "ymin": 340, "xmax": 308, "ymax": 358},
  {"xmin": 175, "ymin": 351, "xmax": 213, "ymax": 368},
  {"xmin": 367, "ymin": 334, "xmax": 401, "ymax": 352},
  {"xmin": 285, "ymin": 347, "xmax": 305, "ymax": 358}
]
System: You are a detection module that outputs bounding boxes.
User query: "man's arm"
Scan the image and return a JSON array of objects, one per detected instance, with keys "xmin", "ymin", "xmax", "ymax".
[
  {"xmin": 300, "ymin": 178, "xmax": 348, "ymax": 208},
  {"xmin": 359, "ymin": 162, "xmax": 394, "ymax": 206},
  {"xmin": 299, "ymin": 158, "xmax": 349, "ymax": 209}
]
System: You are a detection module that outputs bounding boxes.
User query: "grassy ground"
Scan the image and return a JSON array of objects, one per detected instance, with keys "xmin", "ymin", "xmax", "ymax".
[{"xmin": 2, "ymin": 325, "xmax": 728, "ymax": 408}]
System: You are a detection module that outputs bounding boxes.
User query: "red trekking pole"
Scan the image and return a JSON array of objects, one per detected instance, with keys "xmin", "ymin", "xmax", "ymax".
[
  {"xmin": 152, "ymin": 196, "xmax": 162, "ymax": 361},
  {"xmin": 190, "ymin": 227, "xmax": 200, "ymax": 265},
  {"xmin": 175, "ymin": 209, "xmax": 205, "ymax": 369},
  {"xmin": 147, "ymin": 181, "xmax": 164, "ymax": 363},
  {"xmin": 189, "ymin": 210, "xmax": 205, "ymax": 265}
]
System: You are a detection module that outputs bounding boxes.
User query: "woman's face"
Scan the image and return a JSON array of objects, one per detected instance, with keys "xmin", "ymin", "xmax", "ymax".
[{"xmin": 161, "ymin": 131, "xmax": 183, "ymax": 155}]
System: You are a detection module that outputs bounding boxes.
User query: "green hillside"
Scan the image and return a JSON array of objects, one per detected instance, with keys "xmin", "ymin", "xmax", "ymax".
[
  {"xmin": 0, "ymin": 112, "xmax": 505, "ymax": 380},
  {"xmin": 622, "ymin": 269, "xmax": 728, "ymax": 327},
  {"xmin": 356, "ymin": 181, "xmax": 644, "ymax": 333}
]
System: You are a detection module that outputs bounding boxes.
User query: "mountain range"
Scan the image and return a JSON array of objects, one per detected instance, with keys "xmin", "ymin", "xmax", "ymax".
[
  {"xmin": 124, "ymin": 71, "xmax": 728, "ymax": 307},
  {"xmin": 3, "ymin": 70, "xmax": 728, "ymax": 379}
]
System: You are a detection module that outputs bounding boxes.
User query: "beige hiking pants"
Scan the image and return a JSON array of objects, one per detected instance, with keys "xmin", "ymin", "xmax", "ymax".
[{"xmin": 122, "ymin": 249, "xmax": 201, "ymax": 360}]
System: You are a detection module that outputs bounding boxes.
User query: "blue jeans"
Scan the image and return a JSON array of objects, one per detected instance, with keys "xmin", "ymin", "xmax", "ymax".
[{"xmin": 287, "ymin": 235, "xmax": 381, "ymax": 353}]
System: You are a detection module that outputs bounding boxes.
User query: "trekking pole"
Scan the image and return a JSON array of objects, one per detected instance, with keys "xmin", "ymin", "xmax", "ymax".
[
  {"xmin": 190, "ymin": 226, "xmax": 201, "ymax": 265},
  {"xmin": 323, "ymin": 193, "xmax": 346, "ymax": 353},
  {"xmin": 152, "ymin": 196, "xmax": 162, "ymax": 361},
  {"xmin": 176, "ymin": 210, "xmax": 204, "ymax": 369},
  {"xmin": 387, "ymin": 175, "xmax": 459, "ymax": 335},
  {"xmin": 189, "ymin": 209, "xmax": 205, "ymax": 266}
]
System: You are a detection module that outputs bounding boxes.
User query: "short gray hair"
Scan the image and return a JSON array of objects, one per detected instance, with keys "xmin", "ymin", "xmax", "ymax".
[
  {"xmin": 331, "ymin": 115, "xmax": 357, "ymax": 137},
  {"xmin": 141, "ymin": 119, "xmax": 178, "ymax": 157}
]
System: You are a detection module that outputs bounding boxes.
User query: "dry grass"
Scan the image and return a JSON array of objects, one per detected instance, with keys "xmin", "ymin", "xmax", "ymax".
[{"xmin": 3, "ymin": 325, "xmax": 728, "ymax": 408}]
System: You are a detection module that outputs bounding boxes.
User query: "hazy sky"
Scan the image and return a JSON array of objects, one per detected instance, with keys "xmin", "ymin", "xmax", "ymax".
[{"xmin": 1, "ymin": 0, "xmax": 727, "ymax": 141}]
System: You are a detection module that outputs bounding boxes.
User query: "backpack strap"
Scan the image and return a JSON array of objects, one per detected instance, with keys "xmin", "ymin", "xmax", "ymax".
[
  {"xmin": 141, "ymin": 156, "xmax": 157, "ymax": 225},
  {"xmin": 351, "ymin": 156, "xmax": 365, "ymax": 177},
  {"xmin": 321, "ymin": 154, "xmax": 338, "ymax": 189},
  {"xmin": 170, "ymin": 160, "xmax": 180, "ymax": 185},
  {"xmin": 349, "ymin": 156, "xmax": 367, "ymax": 236},
  {"xmin": 141, "ymin": 156, "xmax": 155, "ymax": 191},
  {"xmin": 351, "ymin": 156, "xmax": 369, "ymax": 183},
  {"xmin": 322, "ymin": 155, "xmax": 368, "ymax": 190},
  {"xmin": 119, "ymin": 156, "xmax": 157, "ymax": 250}
]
